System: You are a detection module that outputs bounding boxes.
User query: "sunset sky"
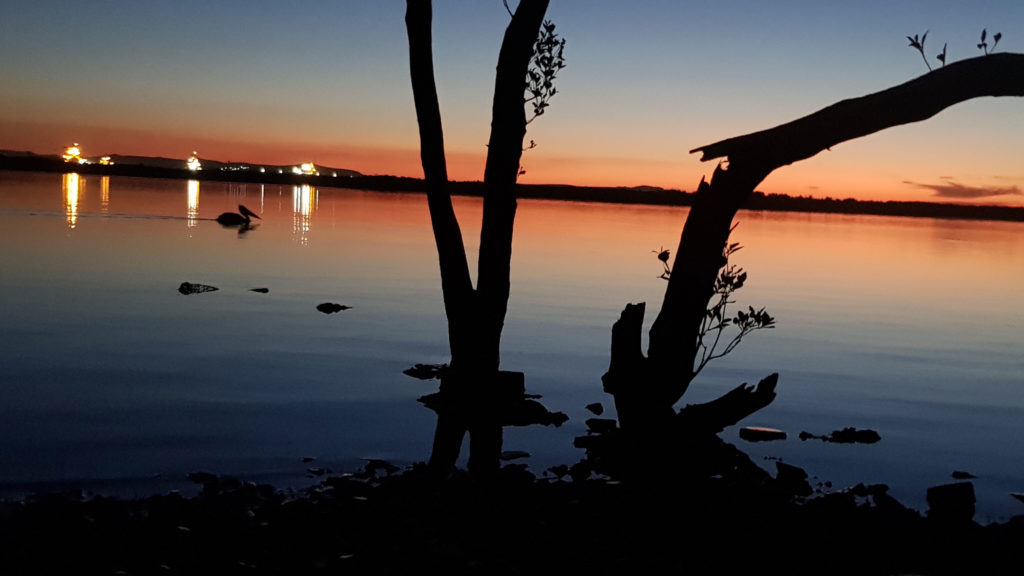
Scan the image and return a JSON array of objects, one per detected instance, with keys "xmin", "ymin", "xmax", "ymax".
[{"xmin": 1, "ymin": 1, "xmax": 1022, "ymax": 204}]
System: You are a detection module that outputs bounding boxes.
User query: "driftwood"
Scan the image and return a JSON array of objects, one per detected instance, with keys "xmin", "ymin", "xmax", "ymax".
[{"xmin": 601, "ymin": 53, "xmax": 1024, "ymax": 462}]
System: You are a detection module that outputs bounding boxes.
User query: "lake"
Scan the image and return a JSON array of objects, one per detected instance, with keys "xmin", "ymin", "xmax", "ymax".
[{"xmin": 1, "ymin": 170, "xmax": 1022, "ymax": 522}]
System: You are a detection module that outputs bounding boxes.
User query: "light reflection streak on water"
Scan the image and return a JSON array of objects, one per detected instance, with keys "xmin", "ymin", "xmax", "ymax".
[
  {"xmin": 186, "ymin": 180, "xmax": 200, "ymax": 228},
  {"xmin": 62, "ymin": 173, "xmax": 80, "ymax": 229},
  {"xmin": 100, "ymin": 176, "xmax": 110, "ymax": 213},
  {"xmin": 292, "ymin": 184, "xmax": 316, "ymax": 245}
]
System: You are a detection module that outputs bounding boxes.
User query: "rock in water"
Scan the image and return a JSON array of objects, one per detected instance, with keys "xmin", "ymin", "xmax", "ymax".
[
  {"xmin": 178, "ymin": 282, "xmax": 218, "ymax": 295},
  {"xmin": 316, "ymin": 302, "xmax": 352, "ymax": 314},
  {"xmin": 927, "ymin": 482, "xmax": 975, "ymax": 523},
  {"xmin": 403, "ymin": 363, "xmax": 448, "ymax": 380},
  {"xmin": 775, "ymin": 462, "xmax": 812, "ymax": 496}
]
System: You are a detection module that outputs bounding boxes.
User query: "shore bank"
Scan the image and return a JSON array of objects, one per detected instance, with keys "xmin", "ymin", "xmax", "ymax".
[
  {"xmin": 4, "ymin": 154, "xmax": 1024, "ymax": 223},
  {"xmin": 3, "ymin": 456, "xmax": 1022, "ymax": 575}
]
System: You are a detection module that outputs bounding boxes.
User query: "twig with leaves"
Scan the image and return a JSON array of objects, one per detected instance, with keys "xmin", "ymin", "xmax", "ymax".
[
  {"xmin": 978, "ymin": 28, "xmax": 1002, "ymax": 55},
  {"xmin": 526, "ymin": 20, "xmax": 566, "ymax": 124},
  {"xmin": 654, "ymin": 236, "xmax": 775, "ymax": 377},
  {"xmin": 692, "ymin": 241, "xmax": 775, "ymax": 377},
  {"xmin": 909, "ymin": 28, "xmax": 1005, "ymax": 71},
  {"xmin": 907, "ymin": 31, "xmax": 932, "ymax": 71},
  {"xmin": 653, "ymin": 246, "xmax": 671, "ymax": 279}
]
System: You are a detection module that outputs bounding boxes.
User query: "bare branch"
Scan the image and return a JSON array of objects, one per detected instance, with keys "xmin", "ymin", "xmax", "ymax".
[{"xmin": 691, "ymin": 53, "xmax": 1024, "ymax": 169}]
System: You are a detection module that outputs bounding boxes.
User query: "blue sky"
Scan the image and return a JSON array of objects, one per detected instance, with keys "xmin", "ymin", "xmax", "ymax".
[{"xmin": 1, "ymin": 1, "xmax": 1021, "ymax": 202}]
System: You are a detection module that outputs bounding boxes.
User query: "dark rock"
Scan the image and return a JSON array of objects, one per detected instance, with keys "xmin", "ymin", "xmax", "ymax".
[
  {"xmin": 363, "ymin": 459, "xmax": 400, "ymax": 476},
  {"xmin": 187, "ymin": 471, "xmax": 218, "ymax": 485},
  {"xmin": 505, "ymin": 399, "xmax": 569, "ymax": 427},
  {"xmin": 249, "ymin": 287, "xmax": 269, "ymax": 293},
  {"xmin": 927, "ymin": 481, "xmax": 976, "ymax": 523},
  {"xmin": 500, "ymin": 451, "xmax": 531, "ymax": 461},
  {"xmin": 775, "ymin": 462, "xmax": 813, "ymax": 497},
  {"xmin": 547, "ymin": 464, "xmax": 570, "ymax": 479},
  {"xmin": 585, "ymin": 402, "xmax": 604, "ymax": 416},
  {"xmin": 316, "ymin": 302, "xmax": 352, "ymax": 314},
  {"xmin": 951, "ymin": 470, "xmax": 975, "ymax": 480},
  {"xmin": 584, "ymin": 418, "xmax": 618, "ymax": 435},
  {"xmin": 799, "ymin": 427, "xmax": 881, "ymax": 444},
  {"xmin": 829, "ymin": 427, "xmax": 881, "ymax": 444},
  {"xmin": 178, "ymin": 282, "xmax": 218, "ymax": 295},
  {"xmin": 403, "ymin": 363, "xmax": 448, "ymax": 380}
]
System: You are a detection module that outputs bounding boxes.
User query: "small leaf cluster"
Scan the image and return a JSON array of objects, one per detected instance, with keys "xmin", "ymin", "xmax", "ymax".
[
  {"xmin": 653, "ymin": 245, "xmax": 671, "ymax": 279},
  {"xmin": 693, "ymin": 241, "xmax": 775, "ymax": 377},
  {"xmin": 526, "ymin": 20, "xmax": 566, "ymax": 124},
  {"xmin": 907, "ymin": 31, "xmax": 932, "ymax": 71},
  {"xmin": 978, "ymin": 28, "xmax": 1002, "ymax": 55},
  {"xmin": 734, "ymin": 306, "xmax": 776, "ymax": 333},
  {"xmin": 907, "ymin": 28, "xmax": 1003, "ymax": 71}
]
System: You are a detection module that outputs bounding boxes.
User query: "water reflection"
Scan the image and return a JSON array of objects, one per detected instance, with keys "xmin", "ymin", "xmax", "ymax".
[
  {"xmin": 187, "ymin": 180, "xmax": 200, "ymax": 228},
  {"xmin": 100, "ymin": 176, "xmax": 110, "ymax": 213},
  {"xmin": 292, "ymin": 184, "xmax": 317, "ymax": 244},
  {"xmin": 62, "ymin": 173, "xmax": 81, "ymax": 228}
]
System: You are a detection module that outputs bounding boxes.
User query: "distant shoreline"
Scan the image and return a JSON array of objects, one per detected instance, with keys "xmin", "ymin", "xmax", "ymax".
[{"xmin": 3, "ymin": 153, "xmax": 1023, "ymax": 223}]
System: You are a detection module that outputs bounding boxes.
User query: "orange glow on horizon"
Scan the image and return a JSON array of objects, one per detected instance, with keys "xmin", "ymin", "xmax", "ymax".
[{"xmin": 2, "ymin": 117, "xmax": 1020, "ymax": 207}]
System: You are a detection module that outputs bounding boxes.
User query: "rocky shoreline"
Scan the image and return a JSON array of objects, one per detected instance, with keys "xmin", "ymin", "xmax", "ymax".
[{"xmin": 3, "ymin": 443, "xmax": 1022, "ymax": 575}]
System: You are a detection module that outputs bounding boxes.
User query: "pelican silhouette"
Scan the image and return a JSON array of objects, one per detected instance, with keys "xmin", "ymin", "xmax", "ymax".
[{"xmin": 216, "ymin": 205, "xmax": 261, "ymax": 226}]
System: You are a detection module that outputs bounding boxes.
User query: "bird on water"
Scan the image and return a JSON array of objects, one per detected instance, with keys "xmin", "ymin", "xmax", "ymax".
[{"xmin": 216, "ymin": 205, "xmax": 261, "ymax": 226}]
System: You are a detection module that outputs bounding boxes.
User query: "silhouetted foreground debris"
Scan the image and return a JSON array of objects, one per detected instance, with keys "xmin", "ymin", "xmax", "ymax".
[
  {"xmin": 3, "ymin": 452, "xmax": 1024, "ymax": 575},
  {"xmin": 403, "ymin": 363, "xmax": 449, "ymax": 380},
  {"xmin": 316, "ymin": 302, "xmax": 352, "ymax": 314},
  {"xmin": 250, "ymin": 287, "xmax": 270, "ymax": 294},
  {"xmin": 177, "ymin": 282, "xmax": 218, "ymax": 295},
  {"xmin": 799, "ymin": 426, "xmax": 882, "ymax": 444}
]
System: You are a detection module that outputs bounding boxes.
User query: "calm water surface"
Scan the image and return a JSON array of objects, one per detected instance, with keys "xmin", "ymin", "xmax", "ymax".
[{"xmin": 1, "ymin": 171, "xmax": 1022, "ymax": 521}]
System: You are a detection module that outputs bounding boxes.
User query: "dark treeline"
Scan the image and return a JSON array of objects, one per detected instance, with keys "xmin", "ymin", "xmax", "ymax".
[{"xmin": 3, "ymin": 153, "xmax": 1023, "ymax": 223}]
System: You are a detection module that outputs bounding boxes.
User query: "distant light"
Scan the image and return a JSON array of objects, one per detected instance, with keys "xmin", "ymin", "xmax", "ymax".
[
  {"xmin": 259, "ymin": 167, "xmax": 265, "ymax": 173},
  {"xmin": 295, "ymin": 162, "xmax": 318, "ymax": 176},
  {"xmin": 62, "ymin": 143, "xmax": 82, "ymax": 163},
  {"xmin": 332, "ymin": 172, "xmax": 337, "ymax": 177},
  {"xmin": 99, "ymin": 156, "xmax": 114, "ymax": 166},
  {"xmin": 187, "ymin": 152, "xmax": 202, "ymax": 171}
]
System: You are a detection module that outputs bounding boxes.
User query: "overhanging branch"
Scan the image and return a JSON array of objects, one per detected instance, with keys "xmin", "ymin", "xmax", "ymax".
[{"xmin": 691, "ymin": 53, "xmax": 1024, "ymax": 169}]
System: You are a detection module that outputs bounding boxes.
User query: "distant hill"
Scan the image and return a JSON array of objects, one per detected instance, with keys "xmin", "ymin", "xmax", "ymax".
[{"xmin": 0, "ymin": 150, "xmax": 362, "ymax": 178}]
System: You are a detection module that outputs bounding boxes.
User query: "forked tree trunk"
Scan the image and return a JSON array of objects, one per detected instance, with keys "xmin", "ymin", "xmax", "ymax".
[
  {"xmin": 603, "ymin": 53, "xmax": 1024, "ymax": 463},
  {"xmin": 405, "ymin": 0, "xmax": 551, "ymax": 478}
]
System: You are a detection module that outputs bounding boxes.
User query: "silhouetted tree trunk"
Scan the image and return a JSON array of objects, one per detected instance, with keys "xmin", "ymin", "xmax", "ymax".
[
  {"xmin": 601, "ymin": 53, "xmax": 1024, "ymax": 472},
  {"xmin": 405, "ymin": 0, "xmax": 553, "ymax": 478}
]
